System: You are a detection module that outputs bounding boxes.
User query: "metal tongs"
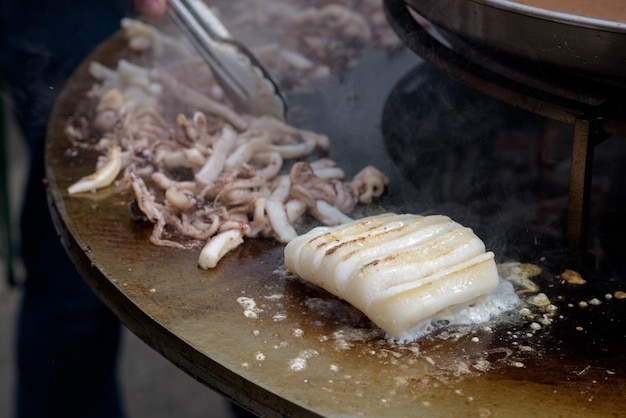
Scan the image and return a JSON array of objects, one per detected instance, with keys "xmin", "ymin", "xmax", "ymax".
[{"xmin": 168, "ymin": 0, "xmax": 287, "ymax": 120}]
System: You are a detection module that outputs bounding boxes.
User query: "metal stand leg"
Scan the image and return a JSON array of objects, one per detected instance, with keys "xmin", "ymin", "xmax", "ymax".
[
  {"xmin": 567, "ymin": 119, "xmax": 593, "ymax": 252},
  {"xmin": 566, "ymin": 117, "xmax": 605, "ymax": 270}
]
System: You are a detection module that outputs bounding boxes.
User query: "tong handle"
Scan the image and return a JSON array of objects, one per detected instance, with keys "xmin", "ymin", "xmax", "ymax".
[
  {"xmin": 185, "ymin": 0, "xmax": 231, "ymax": 40},
  {"xmin": 168, "ymin": 0, "xmax": 242, "ymax": 96},
  {"xmin": 167, "ymin": 0, "xmax": 286, "ymax": 120}
]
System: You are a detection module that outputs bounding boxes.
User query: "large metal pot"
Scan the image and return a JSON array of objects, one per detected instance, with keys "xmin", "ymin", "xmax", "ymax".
[{"xmin": 403, "ymin": 0, "xmax": 626, "ymax": 78}]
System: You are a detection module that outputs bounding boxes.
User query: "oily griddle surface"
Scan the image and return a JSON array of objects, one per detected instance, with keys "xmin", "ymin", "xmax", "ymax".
[{"xmin": 45, "ymin": 30, "xmax": 626, "ymax": 417}]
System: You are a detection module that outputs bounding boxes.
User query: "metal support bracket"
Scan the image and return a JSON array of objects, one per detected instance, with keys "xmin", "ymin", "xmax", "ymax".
[{"xmin": 566, "ymin": 117, "xmax": 609, "ymax": 269}]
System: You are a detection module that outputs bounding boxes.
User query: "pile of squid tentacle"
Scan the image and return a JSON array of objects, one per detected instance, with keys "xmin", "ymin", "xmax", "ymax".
[{"xmin": 66, "ymin": 16, "xmax": 390, "ymax": 269}]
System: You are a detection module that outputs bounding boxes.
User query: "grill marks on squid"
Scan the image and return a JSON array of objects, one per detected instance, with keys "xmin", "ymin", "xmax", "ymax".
[{"xmin": 284, "ymin": 213, "xmax": 501, "ymax": 341}]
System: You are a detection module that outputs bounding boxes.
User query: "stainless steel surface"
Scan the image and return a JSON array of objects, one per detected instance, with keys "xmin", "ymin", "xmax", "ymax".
[
  {"xmin": 45, "ymin": 28, "xmax": 626, "ymax": 418},
  {"xmin": 404, "ymin": 0, "xmax": 626, "ymax": 78},
  {"xmin": 168, "ymin": 0, "xmax": 286, "ymax": 119}
]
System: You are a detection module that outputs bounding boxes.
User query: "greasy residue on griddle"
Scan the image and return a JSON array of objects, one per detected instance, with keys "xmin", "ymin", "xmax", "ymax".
[
  {"xmin": 229, "ymin": 255, "xmax": 626, "ymax": 413},
  {"xmin": 235, "ymin": 262, "xmax": 552, "ymax": 383}
]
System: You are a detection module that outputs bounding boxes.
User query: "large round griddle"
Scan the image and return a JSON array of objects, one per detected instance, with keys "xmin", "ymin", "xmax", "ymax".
[
  {"xmin": 45, "ymin": 27, "xmax": 626, "ymax": 417},
  {"xmin": 404, "ymin": 0, "xmax": 626, "ymax": 78}
]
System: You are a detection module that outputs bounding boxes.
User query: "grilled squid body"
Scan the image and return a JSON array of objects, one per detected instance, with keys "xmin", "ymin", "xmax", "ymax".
[{"xmin": 284, "ymin": 213, "xmax": 503, "ymax": 341}]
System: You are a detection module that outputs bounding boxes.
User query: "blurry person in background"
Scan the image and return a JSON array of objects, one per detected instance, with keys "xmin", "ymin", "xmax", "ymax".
[{"xmin": 0, "ymin": 1, "xmax": 176, "ymax": 417}]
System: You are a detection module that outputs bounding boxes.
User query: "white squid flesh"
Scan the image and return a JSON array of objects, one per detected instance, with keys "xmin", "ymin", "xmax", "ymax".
[
  {"xmin": 284, "ymin": 213, "xmax": 510, "ymax": 342},
  {"xmin": 68, "ymin": 145, "xmax": 122, "ymax": 194}
]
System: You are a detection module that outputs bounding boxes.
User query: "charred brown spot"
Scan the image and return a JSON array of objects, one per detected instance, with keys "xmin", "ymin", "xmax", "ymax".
[
  {"xmin": 326, "ymin": 236, "xmax": 367, "ymax": 256},
  {"xmin": 365, "ymin": 259, "xmax": 380, "ymax": 268}
]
